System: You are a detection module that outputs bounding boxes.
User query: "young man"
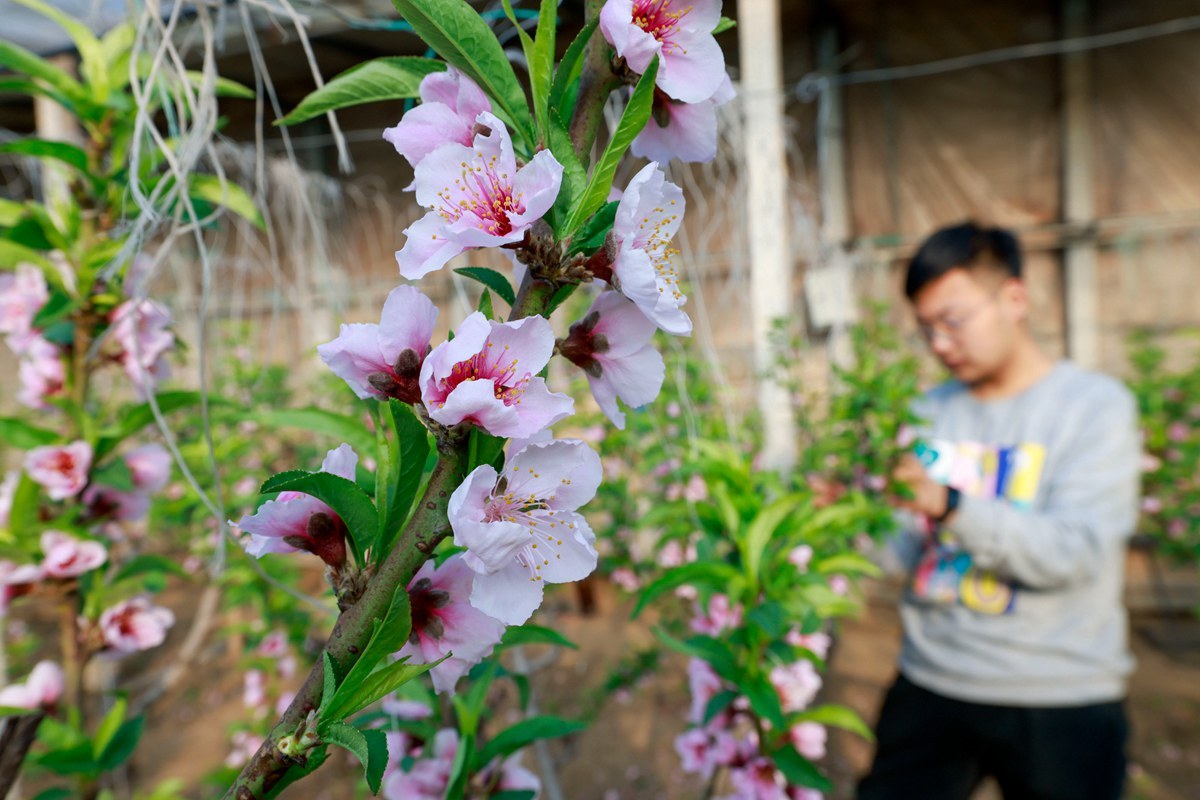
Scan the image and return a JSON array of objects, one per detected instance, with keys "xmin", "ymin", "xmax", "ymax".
[{"xmin": 858, "ymin": 222, "xmax": 1140, "ymax": 800}]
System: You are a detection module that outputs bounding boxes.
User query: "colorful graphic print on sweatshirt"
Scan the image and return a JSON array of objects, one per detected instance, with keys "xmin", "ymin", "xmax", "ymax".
[{"xmin": 909, "ymin": 439, "xmax": 1047, "ymax": 614}]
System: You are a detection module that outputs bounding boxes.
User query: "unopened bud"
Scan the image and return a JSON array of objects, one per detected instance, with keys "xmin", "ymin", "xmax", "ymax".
[
  {"xmin": 393, "ymin": 349, "xmax": 421, "ymax": 379},
  {"xmin": 307, "ymin": 512, "xmax": 347, "ymax": 569},
  {"xmin": 368, "ymin": 371, "xmax": 401, "ymax": 396}
]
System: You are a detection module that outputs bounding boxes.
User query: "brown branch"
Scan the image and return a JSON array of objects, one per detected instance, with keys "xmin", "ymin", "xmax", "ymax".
[{"xmin": 0, "ymin": 713, "xmax": 44, "ymax": 797}]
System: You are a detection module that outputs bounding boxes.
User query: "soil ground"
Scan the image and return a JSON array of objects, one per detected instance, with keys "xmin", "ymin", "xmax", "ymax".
[{"xmin": 126, "ymin": 577, "xmax": 1200, "ymax": 799}]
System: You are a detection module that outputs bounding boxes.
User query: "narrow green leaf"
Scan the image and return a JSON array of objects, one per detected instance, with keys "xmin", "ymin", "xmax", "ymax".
[
  {"xmin": 473, "ymin": 716, "xmax": 584, "ymax": 770},
  {"xmin": 0, "ymin": 139, "xmax": 91, "ymax": 175},
  {"xmin": 96, "ymin": 717, "xmax": 144, "ymax": 770},
  {"xmin": 771, "ymin": 745, "xmax": 832, "ymax": 791},
  {"xmin": 380, "ymin": 402, "xmax": 431, "ymax": 551},
  {"xmin": 30, "ymin": 291, "xmax": 77, "ymax": 329},
  {"xmin": 703, "ymin": 689, "xmax": 738, "ymax": 725},
  {"xmin": 713, "ymin": 16, "xmax": 736, "ymax": 34},
  {"xmin": 9, "ymin": 0, "xmax": 106, "ymax": 102},
  {"xmin": 110, "ymin": 555, "xmax": 188, "ymax": 585},
  {"xmin": 260, "ymin": 471, "xmax": 378, "ymax": 557},
  {"xmin": 249, "ymin": 407, "xmax": 377, "ymax": 457},
  {"xmin": 0, "ymin": 198, "xmax": 28, "ymax": 226},
  {"xmin": 568, "ymin": 201, "xmax": 618, "ymax": 255},
  {"xmin": 632, "ymin": 562, "xmax": 740, "ymax": 619},
  {"xmin": 562, "ymin": 57, "xmax": 659, "ymax": 235},
  {"xmin": 445, "ymin": 730, "xmax": 474, "ymax": 800},
  {"xmin": 91, "ymin": 696, "xmax": 127, "ymax": 760},
  {"xmin": 390, "ymin": 0, "xmax": 535, "ymax": 149},
  {"xmin": 319, "ymin": 651, "xmax": 340, "ymax": 716},
  {"xmin": 477, "ymin": 288, "xmax": 495, "ymax": 320},
  {"xmin": 653, "ymin": 629, "xmax": 738, "ymax": 680},
  {"xmin": 91, "ymin": 459, "xmax": 134, "ymax": 492},
  {"xmin": 101, "ymin": 23, "xmax": 137, "ymax": 92},
  {"xmin": 545, "ymin": 283, "xmax": 577, "ymax": 316},
  {"xmin": 321, "ymin": 585, "xmax": 412, "ymax": 720},
  {"xmin": 815, "ymin": 552, "xmax": 883, "ymax": 578},
  {"xmin": 258, "ymin": 470, "xmax": 312, "ymax": 495},
  {"xmin": 547, "ymin": 108, "xmax": 586, "ymax": 233},
  {"xmin": 188, "ymin": 174, "xmax": 265, "ymax": 231},
  {"xmin": 795, "ymin": 704, "xmax": 875, "ymax": 741},
  {"xmin": 0, "ymin": 417, "xmax": 59, "ymax": 449},
  {"xmin": 0, "ymin": 40, "xmax": 86, "ymax": 102},
  {"xmin": 454, "ymin": 267, "xmax": 516, "ymax": 307},
  {"xmin": 531, "ymin": 0, "xmax": 557, "ymax": 138},
  {"xmin": 325, "ymin": 655, "xmax": 446, "ymax": 723},
  {"xmin": 5, "ymin": 474, "xmax": 39, "ymax": 536},
  {"xmin": 742, "ymin": 672, "xmax": 786, "ymax": 732},
  {"xmin": 743, "ymin": 495, "xmax": 804, "ymax": 588},
  {"xmin": 263, "ymin": 745, "xmax": 329, "ymax": 799},
  {"xmin": 184, "ymin": 72, "xmax": 256, "ymax": 100},
  {"xmin": 497, "ymin": 624, "xmax": 578, "ymax": 651},
  {"xmin": 500, "ymin": 0, "xmax": 539, "ymax": 137},
  {"xmin": 278, "ymin": 57, "xmax": 445, "ymax": 126},
  {"xmin": 548, "ymin": 19, "xmax": 597, "ymax": 123},
  {"xmin": 0, "ymin": 240, "xmax": 53, "ymax": 270},
  {"xmin": 467, "ymin": 428, "xmax": 506, "ymax": 474}
]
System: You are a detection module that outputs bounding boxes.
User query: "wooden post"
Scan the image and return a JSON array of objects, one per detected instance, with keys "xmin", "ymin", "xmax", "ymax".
[
  {"xmin": 738, "ymin": 0, "xmax": 797, "ymax": 472},
  {"xmin": 1062, "ymin": 0, "xmax": 1100, "ymax": 367}
]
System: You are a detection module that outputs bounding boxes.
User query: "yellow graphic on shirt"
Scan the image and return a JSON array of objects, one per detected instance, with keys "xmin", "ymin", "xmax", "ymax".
[{"xmin": 911, "ymin": 440, "xmax": 1047, "ymax": 614}]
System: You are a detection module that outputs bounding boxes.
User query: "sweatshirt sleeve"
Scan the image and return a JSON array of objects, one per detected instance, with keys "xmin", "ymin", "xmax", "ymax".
[{"xmin": 945, "ymin": 383, "xmax": 1140, "ymax": 590}]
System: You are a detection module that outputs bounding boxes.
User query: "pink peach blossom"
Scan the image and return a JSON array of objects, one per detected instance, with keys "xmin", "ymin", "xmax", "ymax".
[
  {"xmin": 0, "ymin": 263, "xmax": 49, "ymax": 345},
  {"xmin": 396, "ymin": 112, "xmax": 563, "ymax": 280},
  {"xmin": 99, "ymin": 596, "xmax": 175, "ymax": 653},
  {"xmin": 449, "ymin": 439, "xmax": 600, "ymax": 625},
  {"xmin": 690, "ymin": 593, "xmax": 743, "ymax": 636},
  {"xmin": 16, "ymin": 335, "xmax": 65, "ymax": 409},
  {"xmin": 318, "ymin": 285, "xmax": 438, "ymax": 402},
  {"xmin": 0, "ymin": 661, "xmax": 63, "ymax": 711},
  {"xmin": 770, "ymin": 660, "xmax": 822, "ymax": 713},
  {"xmin": 599, "ymin": 0, "xmax": 726, "ymax": 103},
  {"xmin": 789, "ymin": 721, "xmax": 827, "ymax": 760},
  {"xmin": 632, "ymin": 74, "xmax": 735, "ymax": 164},
  {"xmin": 110, "ymin": 298, "xmax": 174, "ymax": 398},
  {"xmin": 40, "ymin": 530, "xmax": 107, "ymax": 578},
  {"xmin": 397, "ymin": 554, "xmax": 506, "ymax": 695},
  {"xmin": 421, "ymin": 313, "xmax": 573, "ymax": 438},
  {"xmin": 559, "ymin": 291, "xmax": 665, "ymax": 429},
  {"xmin": 24, "ymin": 441, "xmax": 92, "ymax": 500},
  {"xmin": 384, "ymin": 67, "xmax": 492, "ymax": 170}
]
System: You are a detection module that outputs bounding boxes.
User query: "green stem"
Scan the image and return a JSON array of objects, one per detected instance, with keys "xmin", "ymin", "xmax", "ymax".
[{"xmin": 568, "ymin": 0, "xmax": 623, "ymax": 161}]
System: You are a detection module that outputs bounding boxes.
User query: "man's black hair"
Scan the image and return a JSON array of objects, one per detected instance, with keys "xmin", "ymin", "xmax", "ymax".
[{"xmin": 904, "ymin": 221, "xmax": 1022, "ymax": 299}]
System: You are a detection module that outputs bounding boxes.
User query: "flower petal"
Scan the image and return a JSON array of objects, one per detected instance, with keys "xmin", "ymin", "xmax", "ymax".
[
  {"xmin": 317, "ymin": 323, "xmax": 389, "ymax": 400},
  {"xmin": 469, "ymin": 562, "xmax": 544, "ymax": 625}
]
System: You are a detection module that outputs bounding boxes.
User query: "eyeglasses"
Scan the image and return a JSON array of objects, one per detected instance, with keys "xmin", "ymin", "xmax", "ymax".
[{"xmin": 915, "ymin": 297, "xmax": 993, "ymax": 343}]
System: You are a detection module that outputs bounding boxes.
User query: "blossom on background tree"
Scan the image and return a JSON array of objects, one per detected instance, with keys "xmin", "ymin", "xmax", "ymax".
[
  {"xmin": 109, "ymin": 297, "xmax": 175, "ymax": 398},
  {"xmin": 558, "ymin": 291, "xmax": 665, "ymax": 429},
  {"xmin": 16, "ymin": 336, "xmax": 66, "ymax": 410},
  {"xmin": 233, "ymin": 443, "xmax": 357, "ymax": 566},
  {"xmin": 318, "ymin": 284, "xmax": 439, "ymax": 402},
  {"xmin": 98, "ymin": 596, "xmax": 175, "ymax": 653},
  {"xmin": 420, "ymin": 312, "xmax": 573, "ymax": 437},
  {"xmin": 599, "ymin": 0, "xmax": 726, "ymax": 103},
  {"xmin": 397, "ymin": 554, "xmax": 506, "ymax": 694},
  {"xmin": 24, "ymin": 441, "xmax": 93, "ymax": 501},
  {"xmin": 0, "ymin": 263, "xmax": 49, "ymax": 345},
  {"xmin": 0, "ymin": 661, "xmax": 64, "ymax": 712},
  {"xmin": 40, "ymin": 531, "xmax": 107, "ymax": 579},
  {"xmin": 395, "ymin": 112, "xmax": 564, "ymax": 279},
  {"xmin": 448, "ymin": 439, "xmax": 601, "ymax": 625},
  {"xmin": 383, "ymin": 66, "xmax": 492, "ymax": 170}
]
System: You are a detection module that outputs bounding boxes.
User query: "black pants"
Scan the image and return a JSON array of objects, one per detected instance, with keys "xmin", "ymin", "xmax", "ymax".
[{"xmin": 857, "ymin": 674, "xmax": 1128, "ymax": 800}]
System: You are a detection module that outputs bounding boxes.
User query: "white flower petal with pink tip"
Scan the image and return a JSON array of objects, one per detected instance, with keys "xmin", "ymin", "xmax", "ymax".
[
  {"xmin": 397, "ymin": 554, "xmax": 506, "ymax": 695},
  {"xmin": 99, "ymin": 596, "xmax": 175, "ymax": 653},
  {"xmin": 396, "ymin": 113, "xmax": 563, "ymax": 280},
  {"xmin": 599, "ymin": 0, "xmax": 726, "ymax": 103},
  {"xmin": 383, "ymin": 67, "xmax": 492, "ymax": 170},
  {"xmin": 610, "ymin": 163, "xmax": 691, "ymax": 336},
  {"xmin": 420, "ymin": 313, "xmax": 573, "ymax": 438},
  {"xmin": 24, "ymin": 441, "xmax": 92, "ymax": 501},
  {"xmin": 633, "ymin": 73, "xmax": 735, "ymax": 164},
  {"xmin": 40, "ymin": 531, "xmax": 107, "ymax": 578},
  {"xmin": 318, "ymin": 285, "xmax": 438, "ymax": 401},
  {"xmin": 0, "ymin": 661, "xmax": 63, "ymax": 711},
  {"xmin": 448, "ymin": 440, "xmax": 601, "ymax": 625},
  {"xmin": 16, "ymin": 335, "xmax": 65, "ymax": 410}
]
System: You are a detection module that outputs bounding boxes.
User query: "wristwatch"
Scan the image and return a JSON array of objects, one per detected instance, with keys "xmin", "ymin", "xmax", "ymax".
[{"xmin": 936, "ymin": 487, "xmax": 961, "ymax": 524}]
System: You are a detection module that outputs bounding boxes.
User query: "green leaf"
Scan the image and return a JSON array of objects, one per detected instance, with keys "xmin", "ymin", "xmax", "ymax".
[
  {"xmin": 713, "ymin": 16, "xmax": 736, "ymax": 34},
  {"xmin": 248, "ymin": 407, "xmax": 376, "ymax": 457},
  {"xmin": 545, "ymin": 283, "xmax": 577, "ymax": 316},
  {"xmin": 325, "ymin": 655, "xmax": 446, "ymax": 724},
  {"xmin": 0, "ymin": 198, "xmax": 28, "ymax": 226},
  {"xmin": 0, "ymin": 239, "xmax": 53, "ymax": 269},
  {"xmin": 0, "ymin": 40, "xmax": 85, "ymax": 102},
  {"xmin": 34, "ymin": 743, "xmax": 97, "ymax": 776},
  {"xmin": 795, "ymin": 704, "xmax": 875, "ymax": 741},
  {"xmin": 390, "ymin": 0, "xmax": 535, "ymax": 149},
  {"xmin": 654, "ymin": 629, "xmax": 737, "ymax": 680},
  {"xmin": 497, "ymin": 624, "xmax": 578, "ymax": 650},
  {"xmin": 184, "ymin": 72, "xmax": 256, "ymax": 100},
  {"xmin": 445, "ymin": 730, "xmax": 474, "ymax": 800},
  {"xmin": 320, "ymin": 722, "xmax": 388, "ymax": 795},
  {"xmin": 454, "ymin": 267, "xmax": 516, "ymax": 307},
  {"xmin": 379, "ymin": 403, "xmax": 431, "ymax": 553},
  {"xmin": 110, "ymin": 555, "xmax": 188, "ymax": 585},
  {"xmin": 91, "ymin": 458, "xmax": 134, "ymax": 492},
  {"xmin": 632, "ymin": 562, "xmax": 740, "ymax": 618},
  {"xmin": 0, "ymin": 139, "xmax": 92, "ymax": 175},
  {"xmin": 743, "ymin": 495, "xmax": 805, "ymax": 588},
  {"xmin": 278, "ymin": 57, "xmax": 445, "ymax": 126},
  {"xmin": 815, "ymin": 552, "xmax": 882, "ymax": 578},
  {"xmin": 92, "ymin": 696, "xmax": 127, "ymax": 760},
  {"xmin": 562, "ymin": 57, "xmax": 659, "ymax": 235},
  {"xmin": 30, "ymin": 290, "xmax": 77, "ymax": 329},
  {"xmin": 263, "ymin": 745, "xmax": 329, "ymax": 799},
  {"xmin": 95, "ymin": 391, "xmax": 214, "ymax": 460},
  {"xmin": 31, "ymin": 789, "xmax": 73, "ymax": 800},
  {"xmin": 473, "ymin": 716, "xmax": 584, "ymax": 770},
  {"xmin": 742, "ymin": 672, "xmax": 786, "ymax": 731},
  {"xmin": 260, "ymin": 471, "xmax": 378, "ymax": 557},
  {"xmin": 530, "ymin": 0, "xmax": 557, "ymax": 138},
  {"xmin": 568, "ymin": 201, "xmax": 618, "ymax": 255},
  {"xmin": 96, "ymin": 716, "xmax": 144, "ymax": 771},
  {"xmin": 4, "ymin": 474, "xmax": 39, "ymax": 536},
  {"xmin": 771, "ymin": 745, "xmax": 832, "ymax": 791},
  {"xmin": 703, "ymin": 689, "xmax": 738, "ymax": 725},
  {"xmin": 9, "ymin": 0, "xmax": 106, "ymax": 102},
  {"xmin": 467, "ymin": 428, "xmax": 506, "ymax": 474},
  {"xmin": 0, "ymin": 417, "xmax": 59, "ymax": 449},
  {"xmin": 258, "ymin": 470, "xmax": 312, "ymax": 495},
  {"xmin": 101, "ymin": 23, "xmax": 137, "ymax": 91},
  {"xmin": 547, "ymin": 108, "xmax": 586, "ymax": 234},
  {"xmin": 548, "ymin": 19, "xmax": 596, "ymax": 127},
  {"xmin": 188, "ymin": 174, "xmax": 265, "ymax": 231},
  {"xmin": 319, "ymin": 651, "xmax": 340, "ymax": 716},
  {"xmin": 746, "ymin": 601, "xmax": 787, "ymax": 639},
  {"xmin": 321, "ymin": 584, "xmax": 414, "ymax": 720},
  {"xmin": 477, "ymin": 288, "xmax": 495, "ymax": 320},
  {"xmin": 492, "ymin": 793, "xmax": 537, "ymax": 800}
]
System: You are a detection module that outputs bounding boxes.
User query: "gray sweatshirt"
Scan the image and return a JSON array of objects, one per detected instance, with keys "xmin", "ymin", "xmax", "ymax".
[{"xmin": 890, "ymin": 361, "xmax": 1140, "ymax": 706}]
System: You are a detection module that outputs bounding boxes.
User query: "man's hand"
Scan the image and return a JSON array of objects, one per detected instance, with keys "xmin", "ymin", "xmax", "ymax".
[{"xmin": 891, "ymin": 453, "xmax": 951, "ymax": 520}]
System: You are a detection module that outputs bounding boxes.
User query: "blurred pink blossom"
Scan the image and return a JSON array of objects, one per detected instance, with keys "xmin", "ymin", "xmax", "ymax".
[
  {"xmin": 243, "ymin": 669, "xmax": 267, "ymax": 710},
  {"xmin": 110, "ymin": 298, "xmax": 174, "ymax": 398},
  {"xmin": 770, "ymin": 660, "xmax": 822, "ymax": 713},
  {"xmin": 16, "ymin": 335, "xmax": 65, "ymax": 409},
  {"xmin": 0, "ymin": 263, "xmax": 49, "ymax": 345},
  {"xmin": 611, "ymin": 567, "xmax": 640, "ymax": 592},
  {"xmin": 40, "ymin": 531, "xmax": 107, "ymax": 578},
  {"xmin": 675, "ymin": 727, "xmax": 738, "ymax": 779},
  {"xmin": 789, "ymin": 721, "xmax": 827, "ymax": 760},
  {"xmin": 99, "ymin": 596, "xmax": 175, "ymax": 653},
  {"xmin": 684, "ymin": 474, "xmax": 708, "ymax": 502},
  {"xmin": 25, "ymin": 441, "xmax": 92, "ymax": 500},
  {"xmin": 788, "ymin": 545, "xmax": 814, "ymax": 572},
  {"xmin": 786, "ymin": 630, "xmax": 832, "ymax": 661},
  {"xmin": 1141, "ymin": 496, "xmax": 1163, "ymax": 514},
  {"xmin": 690, "ymin": 594, "xmax": 743, "ymax": 636},
  {"xmin": 0, "ymin": 661, "xmax": 63, "ymax": 711}
]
